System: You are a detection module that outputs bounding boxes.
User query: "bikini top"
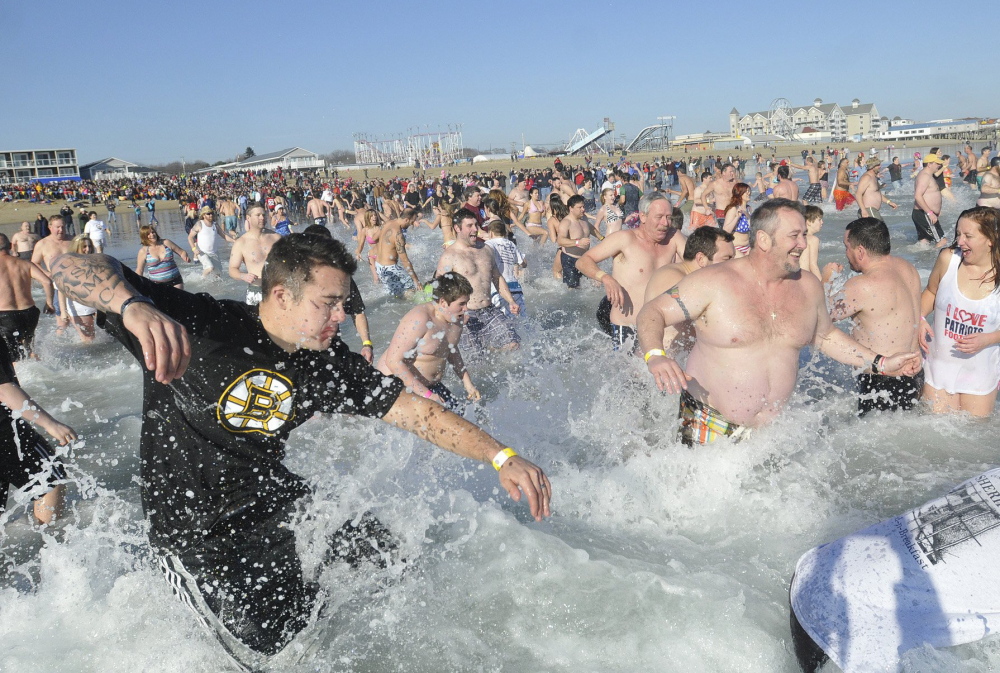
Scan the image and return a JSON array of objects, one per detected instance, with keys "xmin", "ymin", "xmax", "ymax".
[
  {"xmin": 735, "ymin": 209, "xmax": 750, "ymax": 234},
  {"xmin": 529, "ymin": 200, "xmax": 543, "ymax": 214}
]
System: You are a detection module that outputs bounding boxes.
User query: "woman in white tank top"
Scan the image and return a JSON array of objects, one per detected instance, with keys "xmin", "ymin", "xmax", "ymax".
[{"xmin": 920, "ymin": 207, "xmax": 1000, "ymax": 416}]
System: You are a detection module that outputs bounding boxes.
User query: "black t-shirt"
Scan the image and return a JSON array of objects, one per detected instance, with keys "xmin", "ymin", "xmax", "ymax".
[
  {"xmin": 622, "ymin": 183, "xmax": 641, "ymax": 217},
  {"xmin": 888, "ymin": 164, "xmax": 903, "ymax": 181},
  {"xmin": 404, "ymin": 191, "xmax": 421, "ymax": 208},
  {"xmin": 101, "ymin": 267, "xmax": 404, "ymax": 554}
]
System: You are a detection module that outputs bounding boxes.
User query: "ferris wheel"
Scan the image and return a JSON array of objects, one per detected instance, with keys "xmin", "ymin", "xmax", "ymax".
[{"xmin": 768, "ymin": 98, "xmax": 794, "ymax": 138}]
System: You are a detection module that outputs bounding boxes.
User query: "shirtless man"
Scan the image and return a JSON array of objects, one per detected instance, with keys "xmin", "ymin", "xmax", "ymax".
[
  {"xmin": 705, "ymin": 163, "xmax": 737, "ymax": 225},
  {"xmin": 228, "ymin": 205, "xmax": 282, "ymax": 305},
  {"xmin": 771, "ymin": 165, "xmax": 799, "ymax": 201},
  {"xmin": 377, "ymin": 271, "xmax": 480, "ymax": 410},
  {"xmin": 689, "ymin": 172, "xmax": 715, "ymax": 230},
  {"xmin": 375, "ymin": 208, "xmax": 421, "ymax": 298},
  {"xmin": 963, "ymin": 144, "xmax": 978, "ymax": 187},
  {"xmin": 306, "ymin": 192, "xmax": 331, "ymax": 227},
  {"xmin": 576, "ymin": 193, "xmax": 687, "ymax": 350},
  {"xmin": 788, "ymin": 156, "xmax": 822, "ymax": 203},
  {"xmin": 636, "ymin": 199, "xmax": 921, "ymax": 445},
  {"xmin": 978, "ymin": 157, "xmax": 1000, "ymax": 208},
  {"xmin": 31, "ymin": 216, "xmax": 74, "ymax": 330},
  {"xmin": 833, "ymin": 158, "xmax": 856, "ymax": 212},
  {"xmin": 10, "ymin": 222, "xmax": 39, "ymax": 260},
  {"xmin": 218, "ymin": 196, "xmax": 241, "ymax": 235},
  {"xmin": 642, "ymin": 227, "xmax": 735, "ymax": 354},
  {"xmin": 913, "ymin": 154, "xmax": 947, "ymax": 246},
  {"xmin": 507, "ymin": 177, "xmax": 529, "ymax": 219},
  {"xmin": 672, "ymin": 171, "xmax": 696, "ymax": 215},
  {"xmin": 0, "ymin": 234, "xmax": 54, "ymax": 361},
  {"xmin": 821, "ymin": 217, "xmax": 922, "ymax": 417},
  {"xmin": 435, "ymin": 210, "xmax": 520, "ymax": 352},
  {"xmin": 557, "ymin": 195, "xmax": 601, "ymax": 289},
  {"xmin": 855, "ymin": 158, "xmax": 898, "ymax": 221}
]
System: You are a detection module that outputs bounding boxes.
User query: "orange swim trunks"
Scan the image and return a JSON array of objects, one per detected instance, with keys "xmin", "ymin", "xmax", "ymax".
[
  {"xmin": 690, "ymin": 210, "xmax": 715, "ymax": 229},
  {"xmin": 834, "ymin": 188, "xmax": 855, "ymax": 212}
]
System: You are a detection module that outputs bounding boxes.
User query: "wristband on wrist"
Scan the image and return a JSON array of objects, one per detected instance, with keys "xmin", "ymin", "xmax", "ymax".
[
  {"xmin": 871, "ymin": 354, "xmax": 885, "ymax": 375},
  {"xmin": 362, "ymin": 340, "xmax": 373, "ymax": 347},
  {"xmin": 492, "ymin": 447, "xmax": 517, "ymax": 471},
  {"xmin": 644, "ymin": 348, "xmax": 667, "ymax": 363},
  {"xmin": 120, "ymin": 295, "xmax": 154, "ymax": 317},
  {"xmin": 423, "ymin": 389, "xmax": 433, "ymax": 398}
]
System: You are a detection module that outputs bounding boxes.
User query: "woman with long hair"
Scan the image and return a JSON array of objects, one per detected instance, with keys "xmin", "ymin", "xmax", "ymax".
[
  {"xmin": 920, "ymin": 207, "xmax": 1000, "ymax": 416},
  {"xmin": 136, "ymin": 225, "xmax": 191, "ymax": 289},
  {"xmin": 353, "ymin": 209, "xmax": 383, "ymax": 285},
  {"xmin": 518, "ymin": 186, "xmax": 548, "ymax": 245},
  {"xmin": 591, "ymin": 188, "xmax": 623, "ymax": 237},
  {"xmin": 722, "ymin": 182, "xmax": 752, "ymax": 257},
  {"xmin": 61, "ymin": 235, "xmax": 101, "ymax": 342}
]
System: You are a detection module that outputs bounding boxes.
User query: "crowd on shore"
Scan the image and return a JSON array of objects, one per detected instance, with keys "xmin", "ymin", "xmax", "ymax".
[{"xmin": 2, "ymin": 142, "xmax": 1000, "ymax": 672}]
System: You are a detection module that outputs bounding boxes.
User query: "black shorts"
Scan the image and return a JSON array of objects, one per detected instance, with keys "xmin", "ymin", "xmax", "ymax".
[
  {"xmin": 855, "ymin": 370, "xmax": 924, "ymax": 418},
  {"xmin": 0, "ymin": 305, "xmax": 41, "ymax": 361},
  {"xmin": 596, "ymin": 296, "xmax": 614, "ymax": 336},
  {"xmin": 429, "ymin": 382, "xmax": 465, "ymax": 414},
  {"xmin": 1, "ymin": 428, "xmax": 66, "ymax": 515},
  {"xmin": 160, "ymin": 507, "xmax": 397, "ymax": 666},
  {"xmin": 911, "ymin": 208, "xmax": 944, "ymax": 243},
  {"xmin": 561, "ymin": 252, "xmax": 582, "ymax": 288}
]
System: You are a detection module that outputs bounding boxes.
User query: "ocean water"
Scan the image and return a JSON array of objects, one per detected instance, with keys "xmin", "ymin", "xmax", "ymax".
[{"xmin": 2, "ymin": 175, "xmax": 999, "ymax": 672}]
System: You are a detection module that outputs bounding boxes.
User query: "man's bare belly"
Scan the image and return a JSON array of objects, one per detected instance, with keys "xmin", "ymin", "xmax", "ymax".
[{"xmin": 685, "ymin": 342, "xmax": 802, "ymax": 427}]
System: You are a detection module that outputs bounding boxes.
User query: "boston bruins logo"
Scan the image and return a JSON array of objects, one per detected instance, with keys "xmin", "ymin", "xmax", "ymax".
[{"xmin": 217, "ymin": 368, "xmax": 295, "ymax": 435}]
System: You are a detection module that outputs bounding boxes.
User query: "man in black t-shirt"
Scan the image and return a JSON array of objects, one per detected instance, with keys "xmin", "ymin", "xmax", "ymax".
[{"xmin": 50, "ymin": 234, "xmax": 551, "ymax": 670}]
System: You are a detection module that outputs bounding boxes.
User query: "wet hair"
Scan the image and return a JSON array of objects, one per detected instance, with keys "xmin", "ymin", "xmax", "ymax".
[
  {"xmin": 548, "ymin": 192, "xmax": 563, "ymax": 207},
  {"xmin": 957, "ymin": 207, "xmax": 1000, "ymax": 291},
  {"xmin": 70, "ymin": 234, "xmax": 94, "ymax": 254},
  {"xmin": 139, "ymin": 225, "xmax": 159, "ymax": 246},
  {"xmin": 261, "ymin": 232, "xmax": 357, "ymax": 301},
  {"xmin": 721, "ymin": 163, "xmax": 735, "ymax": 173},
  {"xmin": 803, "ymin": 205, "xmax": 824, "ymax": 223},
  {"xmin": 701, "ymin": 171, "xmax": 712, "ymax": 180},
  {"xmin": 430, "ymin": 271, "xmax": 473, "ymax": 304},
  {"xmin": 550, "ymin": 198, "xmax": 569, "ymax": 221},
  {"xmin": 670, "ymin": 209, "xmax": 684, "ymax": 230},
  {"xmin": 400, "ymin": 208, "xmax": 419, "ymax": 222},
  {"xmin": 453, "ymin": 207, "xmax": 478, "ymax": 225},
  {"xmin": 302, "ymin": 224, "xmax": 333, "ymax": 239},
  {"xmin": 638, "ymin": 191, "xmax": 669, "ymax": 216},
  {"xmin": 567, "ymin": 195, "xmax": 585, "ymax": 210},
  {"xmin": 683, "ymin": 227, "xmax": 734, "ymax": 262},
  {"xmin": 776, "ymin": 165, "xmax": 790, "ymax": 179},
  {"xmin": 845, "ymin": 217, "xmax": 890, "ymax": 256},
  {"xmin": 483, "ymin": 196, "xmax": 500, "ymax": 215},
  {"xmin": 725, "ymin": 183, "xmax": 750, "ymax": 212},
  {"xmin": 0, "ymin": 234, "xmax": 10, "ymax": 252},
  {"xmin": 748, "ymin": 198, "xmax": 803, "ymax": 249}
]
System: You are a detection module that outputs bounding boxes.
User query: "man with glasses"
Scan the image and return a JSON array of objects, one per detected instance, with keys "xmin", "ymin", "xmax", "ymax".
[{"xmin": 48, "ymin": 233, "xmax": 551, "ymax": 671}]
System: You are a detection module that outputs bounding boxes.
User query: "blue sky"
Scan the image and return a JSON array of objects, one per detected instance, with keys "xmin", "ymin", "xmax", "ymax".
[{"xmin": 2, "ymin": 0, "xmax": 992, "ymax": 165}]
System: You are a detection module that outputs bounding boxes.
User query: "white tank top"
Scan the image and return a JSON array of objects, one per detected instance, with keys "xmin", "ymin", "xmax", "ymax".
[
  {"xmin": 924, "ymin": 251, "xmax": 1000, "ymax": 395},
  {"xmin": 196, "ymin": 221, "xmax": 218, "ymax": 255},
  {"xmin": 791, "ymin": 467, "xmax": 1000, "ymax": 673}
]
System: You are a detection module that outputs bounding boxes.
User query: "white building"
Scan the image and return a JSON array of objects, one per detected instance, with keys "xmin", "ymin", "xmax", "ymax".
[
  {"xmin": 80, "ymin": 157, "xmax": 159, "ymax": 180},
  {"xmin": 730, "ymin": 98, "xmax": 883, "ymax": 141},
  {"xmin": 0, "ymin": 148, "xmax": 79, "ymax": 183},
  {"xmin": 194, "ymin": 147, "xmax": 325, "ymax": 175},
  {"xmin": 879, "ymin": 119, "xmax": 984, "ymax": 141}
]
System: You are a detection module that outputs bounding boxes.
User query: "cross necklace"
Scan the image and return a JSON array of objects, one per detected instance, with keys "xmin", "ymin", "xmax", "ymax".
[{"xmin": 752, "ymin": 263, "xmax": 778, "ymax": 321}]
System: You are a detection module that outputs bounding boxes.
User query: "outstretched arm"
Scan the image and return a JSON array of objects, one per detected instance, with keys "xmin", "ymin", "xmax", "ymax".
[
  {"xmin": 382, "ymin": 392, "xmax": 551, "ymax": 521},
  {"xmin": 49, "ymin": 253, "xmax": 190, "ymax": 383}
]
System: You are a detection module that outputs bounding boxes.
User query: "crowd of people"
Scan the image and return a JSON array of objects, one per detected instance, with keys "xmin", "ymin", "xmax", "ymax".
[{"xmin": 2, "ymin": 142, "xmax": 1000, "ymax": 671}]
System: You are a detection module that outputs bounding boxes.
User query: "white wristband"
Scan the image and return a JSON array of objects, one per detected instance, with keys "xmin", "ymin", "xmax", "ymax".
[{"xmin": 492, "ymin": 448, "xmax": 517, "ymax": 471}]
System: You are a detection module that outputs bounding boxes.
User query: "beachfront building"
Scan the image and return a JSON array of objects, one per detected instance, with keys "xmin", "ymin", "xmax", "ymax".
[
  {"xmin": 729, "ymin": 98, "xmax": 882, "ymax": 142},
  {"xmin": 80, "ymin": 157, "xmax": 160, "ymax": 181},
  {"xmin": 878, "ymin": 119, "xmax": 992, "ymax": 142},
  {"xmin": 0, "ymin": 148, "xmax": 79, "ymax": 184},
  {"xmin": 194, "ymin": 147, "xmax": 325, "ymax": 175}
]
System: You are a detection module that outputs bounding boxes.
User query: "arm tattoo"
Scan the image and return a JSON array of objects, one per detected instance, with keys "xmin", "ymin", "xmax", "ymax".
[
  {"xmin": 667, "ymin": 284, "xmax": 691, "ymax": 321},
  {"xmin": 50, "ymin": 254, "xmax": 134, "ymax": 312}
]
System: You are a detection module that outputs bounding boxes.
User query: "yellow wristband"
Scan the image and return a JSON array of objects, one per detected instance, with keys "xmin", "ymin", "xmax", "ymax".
[
  {"xmin": 492, "ymin": 448, "xmax": 517, "ymax": 471},
  {"xmin": 362, "ymin": 340, "xmax": 373, "ymax": 347},
  {"xmin": 644, "ymin": 348, "xmax": 667, "ymax": 363},
  {"xmin": 595, "ymin": 270, "xmax": 607, "ymax": 281}
]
